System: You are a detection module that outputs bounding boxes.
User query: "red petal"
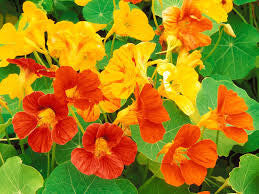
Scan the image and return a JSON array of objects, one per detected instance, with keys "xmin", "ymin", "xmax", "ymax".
[
  {"xmin": 83, "ymin": 123, "xmax": 101, "ymax": 152},
  {"xmin": 23, "ymin": 91, "xmax": 44, "ymax": 115},
  {"xmin": 174, "ymin": 124, "xmax": 200, "ymax": 148},
  {"xmin": 138, "ymin": 119, "xmax": 165, "ymax": 143},
  {"xmin": 96, "ymin": 123, "xmax": 123, "ymax": 148},
  {"xmin": 180, "ymin": 160, "xmax": 207, "ymax": 186},
  {"xmin": 12, "ymin": 112, "xmax": 37, "ymax": 139},
  {"xmin": 112, "ymin": 136, "xmax": 137, "ymax": 165},
  {"xmin": 223, "ymin": 127, "xmax": 248, "ymax": 143},
  {"xmin": 28, "ymin": 127, "xmax": 53, "ymax": 153},
  {"xmin": 71, "ymin": 148, "xmax": 99, "ymax": 175},
  {"xmin": 52, "ymin": 116, "xmax": 78, "ymax": 145},
  {"xmin": 38, "ymin": 94, "xmax": 68, "ymax": 119},
  {"xmin": 226, "ymin": 112, "xmax": 254, "ymax": 130},
  {"xmin": 95, "ymin": 154, "xmax": 124, "ymax": 179},
  {"xmin": 187, "ymin": 140, "xmax": 218, "ymax": 168}
]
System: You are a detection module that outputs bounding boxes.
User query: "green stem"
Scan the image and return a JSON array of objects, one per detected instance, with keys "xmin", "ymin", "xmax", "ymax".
[
  {"xmin": 215, "ymin": 178, "xmax": 229, "ymax": 194},
  {"xmin": 99, "ymin": 106, "xmax": 108, "ymax": 123},
  {"xmin": 69, "ymin": 106, "xmax": 85, "ymax": 134},
  {"xmin": 0, "ymin": 137, "xmax": 19, "ymax": 141},
  {"xmin": 233, "ymin": 7, "xmax": 248, "ymax": 24},
  {"xmin": 138, "ymin": 175, "xmax": 156, "ymax": 192},
  {"xmin": 0, "ymin": 152, "xmax": 4, "ymax": 165},
  {"xmin": 199, "ymin": 127, "xmax": 206, "ymax": 140},
  {"xmin": 33, "ymin": 51, "xmax": 46, "ymax": 67},
  {"xmin": 249, "ymin": 3, "xmax": 254, "ymax": 25},
  {"xmin": 216, "ymin": 130, "xmax": 220, "ymax": 147},
  {"xmin": 152, "ymin": 0, "xmax": 160, "ymax": 32},
  {"xmin": 20, "ymin": 139, "xmax": 25, "ymax": 155},
  {"xmin": 5, "ymin": 128, "xmax": 11, "ymax": 145},
  {"xmin": 110, "ymin": 35, "xmax": 116, "ymax": 58},
  {"xmin": 51, "ymin": 143, "xmax": 56, "ymax": 172},
  {"xmin": 204, "ymin": 27, "xmax": 223, "ymax": 61},
  {"xmin": 47, "ymin": 151, "xmax": 50, "ymax": 177}
]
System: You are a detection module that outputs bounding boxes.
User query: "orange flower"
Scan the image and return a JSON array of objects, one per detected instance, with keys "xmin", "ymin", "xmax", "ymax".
[
  {"xmin": 199, "ymin": 85, "xmax": 254, "ymax": 143},
  {"xmin": 124, "ymin": 0, "xmax": 143, "ymax": 4},
  {"xmin": 160, "ymin": 124, "xmax": 217, "ymax": 186},
  {"xmin": 161, "ymin": 0, "xmax": 212, "ymax": 51},
  {"xmin": 71, "ymin": 123, "xmax": 137, "ymax": 179}
]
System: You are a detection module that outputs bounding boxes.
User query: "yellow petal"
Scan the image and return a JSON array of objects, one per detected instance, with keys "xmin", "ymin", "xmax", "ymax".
[{"xmin": 74, "ymin": 0, "xmax": 92, "ymax": 6}]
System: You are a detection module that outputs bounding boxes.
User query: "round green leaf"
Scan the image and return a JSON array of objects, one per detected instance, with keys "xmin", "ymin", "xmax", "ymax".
[
  {"xmin": 131, "ymin": 100, "xmax": 190, "ymax": 162},
  {"xmin": 43, "ymin": 161, "xmax": 137, "ymax": 194},
  {"xmin": 201, "ymin": 23, "xmax": 259, "ymax": 80},
  {"xmin": 0, "ymin": 143, "xmax": 17, "ymax": 166},
  {"xmin": 229, "ymin": 154, "xmax": 259, "ymax": 194},
  {"xmin": 0, "ymin": 156, "xmax": 44, "ymax": 194}
]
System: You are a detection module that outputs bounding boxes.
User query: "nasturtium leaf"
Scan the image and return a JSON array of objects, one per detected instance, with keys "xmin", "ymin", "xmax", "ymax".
[
  {"xmin": 234, "ymin": 0, "xmax": 257, "ymax": 5},
  {"xmin": 201, "ymin": 23, "xmax": 259, "ymax": 80},
  {"xmin": 131, "ymin": 100, "xmax": 190, "ymax": 162},
  {"xmin": 32, "ymin": 77, "xmax": 53, "ymax": 91},
  {"xmin": 233, "ymin": 130, "xmax": 259, "ymax": 153},
  {"xmin": 43, "ymin": 161, "xmax": 137, "ymax": 194},
  {"xmin": 0, "ymin": 118, "xmax": 12, "ymax": 134},
  {"xmin": 196, "ymin": 77, "xmax": 259, "ymax": 156},
  {"xmin": 83, "ymin": 0, "xmax": 115, "ymax": 24},
  {"xmin": 229, "ymin": 154, "xmax": 259, "ymax": 194},
  {"xmin": 0, "ymin": 64, "xmax": 19, "ymax": 82},
  {"xmin": 0, "ymin": 156, "xmax": 44, "ymax": 194},
  {"xmin": 139, "ymin": 176, "xmax": 190, "ymax": 194},
  {"xmin": 0, "ymin": 143, "xmax": 17, "ymax": 166}
]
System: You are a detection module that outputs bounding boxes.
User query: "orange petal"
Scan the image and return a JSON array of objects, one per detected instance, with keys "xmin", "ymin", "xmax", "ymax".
[
  {"xmin": 223, "ymin": 127, "xmax": 248, "ymax": 143},
  {"xmin": 83, "ymin": 123, "xmax": 100, "ymax": 152},
  {"xmin": 77, "ymin": 105, "xmax": 100, "ymax": 122},
  {"xmin": 23, "ymin": 91, "xmax": 44, "ymax": 116},
  {"xmin": 180, "ymin": 160, "xmax": 207, "ymax": 186},
  {"xmin": 187, "ymin": 140, "xmax": 218, "ymax": 168},
  {"xmin": 226, "ymin": 112, "xmax": 254, "ymax": 130}
]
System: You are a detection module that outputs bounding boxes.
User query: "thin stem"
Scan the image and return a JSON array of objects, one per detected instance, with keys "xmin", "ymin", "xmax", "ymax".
[
  {"xmin": 249, "ymin": 3, "xmax": 254, "ymax": 25},
  {"xmin": 139, "ymin": 175, "xmax": 156, "ymax": 192},
  {"xmin": 33, "ymin": 51, "xmax": 46, "ymax": 67},
  {"xmin": 110, "ymin": 35, "xmax": 116, "ymax": 58},
  {"xmin": 151, "ymin": 68, "xmax": 157, "ymax": 79},
  {"xmin": 0, "ymin": 137, "xmax": 19, "ymax": 141},
  {"xmin": 152, "ymin": 0, "xmax": 160, "ymax": 32},
  {"xmin": 204, "ymin": 27, "xmax": 223, "ymax": 61},
  {"xmin": 216, "ymin": 130, "xmax": 220, "ymax": 147},
  {"xmin": 69, "ymin": 106, "xmax": 85, "ymax": 134},
  {"xmin": 99, "ymin": 106, "xmax": 108, "ymax": 123},
  {"xmin": 20, "ymin": 139, "xmax": 25, "ymax": 155},
  {"xmin": 233, "ymin": 7, "xmax": 248, "ymax": 24},
  {"xmin": 51, "ymin": 143, "xmax": 56, "ymax": 171},
  {"xmin": 199, "ymin": 127, "xmax": 206, "ymax": 140},
  {"xmin": 0, "ymin": 152, "xmax": 4, "ymax": 165},
  {"xmin": 215, "ymin": 178, "xmax": 229, "ymax": 194},
  {"xmin": 47, "ymin": 151, "xmax": 50, "ymax": 177},
  {"xmin": 5, "ymin": 128, "xmax": 11, "ymax": 145},
  {"xmin": 113, "ymin": 0, "xmax": 116, "ymax": 9},
  {"xmin": 43, "ymin": 48, "xmax": 52, "ymax": 68}
]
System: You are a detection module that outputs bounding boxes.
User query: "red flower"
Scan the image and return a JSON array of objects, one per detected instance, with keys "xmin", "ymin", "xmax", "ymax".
[
  {"xmin": 123, "ymin": 0, "xmax": 142, "ymax": 4},
  {"xmin": 71, "ymin": 123, "xmax": 137, "ymax": 179},
  {"xmin": 12, "ymin": 92, "xmax": 78, "ymax": 153},
  {"xmin": 135, "ymin": 84, "xmax": 170, "ymax": 143},
  {"xmin": 7, "ymin": 58, "xmax": 55, "ymax": 78},
  {"xmin": 161, "ymin": 124, "xmax": 217, "ymax": 186},
  {"xmin": 53, "ymin": 66, "xmax": 106, "ymax": 122}
]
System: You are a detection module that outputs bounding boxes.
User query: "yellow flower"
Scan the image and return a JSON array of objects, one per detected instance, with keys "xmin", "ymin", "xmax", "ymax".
[
  {"xmin": 74, "ymin": 0, "xmax": 91, "ymax": 6},
  {"xmin": 193, "ymin": 0, "xmax": 233, "ymax": 23},
  {"xmin": 105, "ymin": 1, "xmax": 155, "ymax": 42},
  {"xmin": 157, "ymin": 53, "xmax": 201, "ymax": 116},
  {"xmin": 100, "ymin": 42, "xmax": 156, "ymax": 99},
  {"xmin": 47, "ymin": 21, "xmax": 105, "ymax": 71}
]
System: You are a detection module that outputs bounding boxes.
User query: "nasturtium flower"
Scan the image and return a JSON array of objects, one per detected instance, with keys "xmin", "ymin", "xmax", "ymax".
[
  {"xmin": 100, "ymin": 42, "xmax": 156, "ymax": 99},
  {"xmin": 74, "ymin": 0, "xmax": 91, "ymax": 6},
  {"xmin": 0, "ymin": 1, "xmax": 53, "ymax": 67},
  {"xmin": 193, "ymin": 0, "xmax": 233, "ymax": 23},
  {"xmin": 199, "ymin": 85, "xmax": 254, "ymax": 143},
  {"xmin": 115, "ymin": 84, "xmax": 170, "ymax": 143},
  {"xmin": 12, "ymin": 92, "xmax": 78, "ymax": 153},
  {"xmin": 157, "ymin": 52, "xmax": 202, "ymax": 116},
  {"xmin": 47, "ymin": 21, "xmax": 105, "ymax": 71},
  {"xmin": 53, "ymin": 66, "xmax": 119, "ymax": 122},
  {"xmin": 71, "ymin": 123, "xmax": 137, "ymax": 179},
  {"xmin": 124, "ymin": 0, "xmax": 143, "ymax": 4},
  {"xmin": 160, "ymin": 124, "xmax": 217, "ymax": 187},
  {"xmin": 161, "ymin": 0, "xmax": 212, "ymax": 51},
  {"xmin": 105, "ymin": 1, "xmax": 155, "ymax": 42},
  {"xmin": 0, "ymin": 58, "xmax": 54, "ymax": 100}
]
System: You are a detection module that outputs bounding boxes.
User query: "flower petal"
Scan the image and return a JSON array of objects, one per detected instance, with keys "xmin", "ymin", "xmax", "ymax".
[
  {"xmin": 23, "ymin": 91, "xmax": 44, "ymax": 115},
  {"xmin": 112, "ymin": 136, "xmax": 137, "ymax": 165},
  {"xmin": 226, "ymin": 112, "xmax": 254, "ymax": 130},
  {"xmin": 71, "ymin": 148, "xmax": 99, "ymax": 175},
  {"xmin": 83, "ymin": 123, "xmax": 101, "ymax": 152},
  {"xmin": 28, "ymin": 127, "xmax": 53, "ymax": 153},
  {"xmin": 223, "ymin": 126, "xmax": 248, "ymax": 143},
  {"xmin": 12, "ymin": 112, "xmax": 37, "ymax": 139},
  {"xmin": 187, "ymin": 140, "xmax": 218, "ymax": 168},
  {"xmin": 52, "ymin": 116, "xmax": 78, "ymax": 145}
]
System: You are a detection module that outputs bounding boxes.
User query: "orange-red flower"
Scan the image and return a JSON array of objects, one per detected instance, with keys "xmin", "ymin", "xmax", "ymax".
[
  {"xmin": 124, "ymin": 0, "xmax": 143, "ymax": 4},
  {"xmin": 160, "ymin": 124, "xmax": 217, "ymax": 186},
  {"xmin": 161, "ymin": 0, "xmax": 212, "ymax": 51},
  {"xmin": 71, "ymin": 123, "xmax": 137, "ymax": 179},
  {"xmin": 199, "ymin": 85, "xmax": 254, "ymax": 143},
  {"xmin": 12, "ymin": 92, "xmax": 78, "ymax": 153}
]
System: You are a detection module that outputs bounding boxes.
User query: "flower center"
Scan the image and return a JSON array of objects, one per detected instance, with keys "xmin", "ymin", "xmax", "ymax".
[
  {"xmin": 172, "ymin": 147, "xmax": 189, "ymax": 165},
  {"xmin": 94, "ymin": 137, "xmax": 111, "ymax": 157},
  {"xmin": 38, "ymin": 108, "xmax": 57, "ymax": 128}
]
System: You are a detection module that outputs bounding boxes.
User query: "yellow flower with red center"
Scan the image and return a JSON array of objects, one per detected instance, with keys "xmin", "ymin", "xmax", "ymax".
[
  {"xmin": 105, "ymin": 1, "xmax": 155, "ymax": 42},
  {"xmin": 100, "ymin": 42, "xmax": 156, "ymax": 99},
  {"xmin": 47, "ymin": 21, "xmax": 105, "ymax": 71}
]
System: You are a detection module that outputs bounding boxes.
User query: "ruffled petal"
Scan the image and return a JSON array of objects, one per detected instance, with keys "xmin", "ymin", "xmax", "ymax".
[
  {"xmin": 223, "ymin": 126, "xmax": 248, "ymax": 143},
  {"xmin": 12, "ymin": 112, "xmax": 37, "ymax": 139},
  {"xmin": 28, "ymin": 127, "xmax": 53, "ymax": 153},
  {"xmin": 83, "ymin": 123, "xmax": 100, "ymax": 152},
  {"xmin": 226, "ymin": 112, "xmax": 254, "ymax": 130},
  {"xmin": 23, "ymin": 91, "xmax": 44, "ymax": 115},
  {"xmin": 52, "ymin": 116, "xmax": 78, "ymax": 145}
]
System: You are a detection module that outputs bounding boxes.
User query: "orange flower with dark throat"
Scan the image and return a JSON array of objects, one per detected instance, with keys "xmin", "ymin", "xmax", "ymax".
[
  {"xmin": 160, "ymin": 124, "xmax": 217, "ymax": 186},
  {"xmin": 199, "ymin": 85, "xmax": 254, "ymax": 143},
  {"xmin": 12, "ymin": 92, "xmax": 78, "ymax": 153},
  {"xmin": 162, "ymin": 0, "xmax": 212, "ymax": 51},
  {"xmin": 71, "ymin": 123, "xmax": 137, "ymax": 179}
]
